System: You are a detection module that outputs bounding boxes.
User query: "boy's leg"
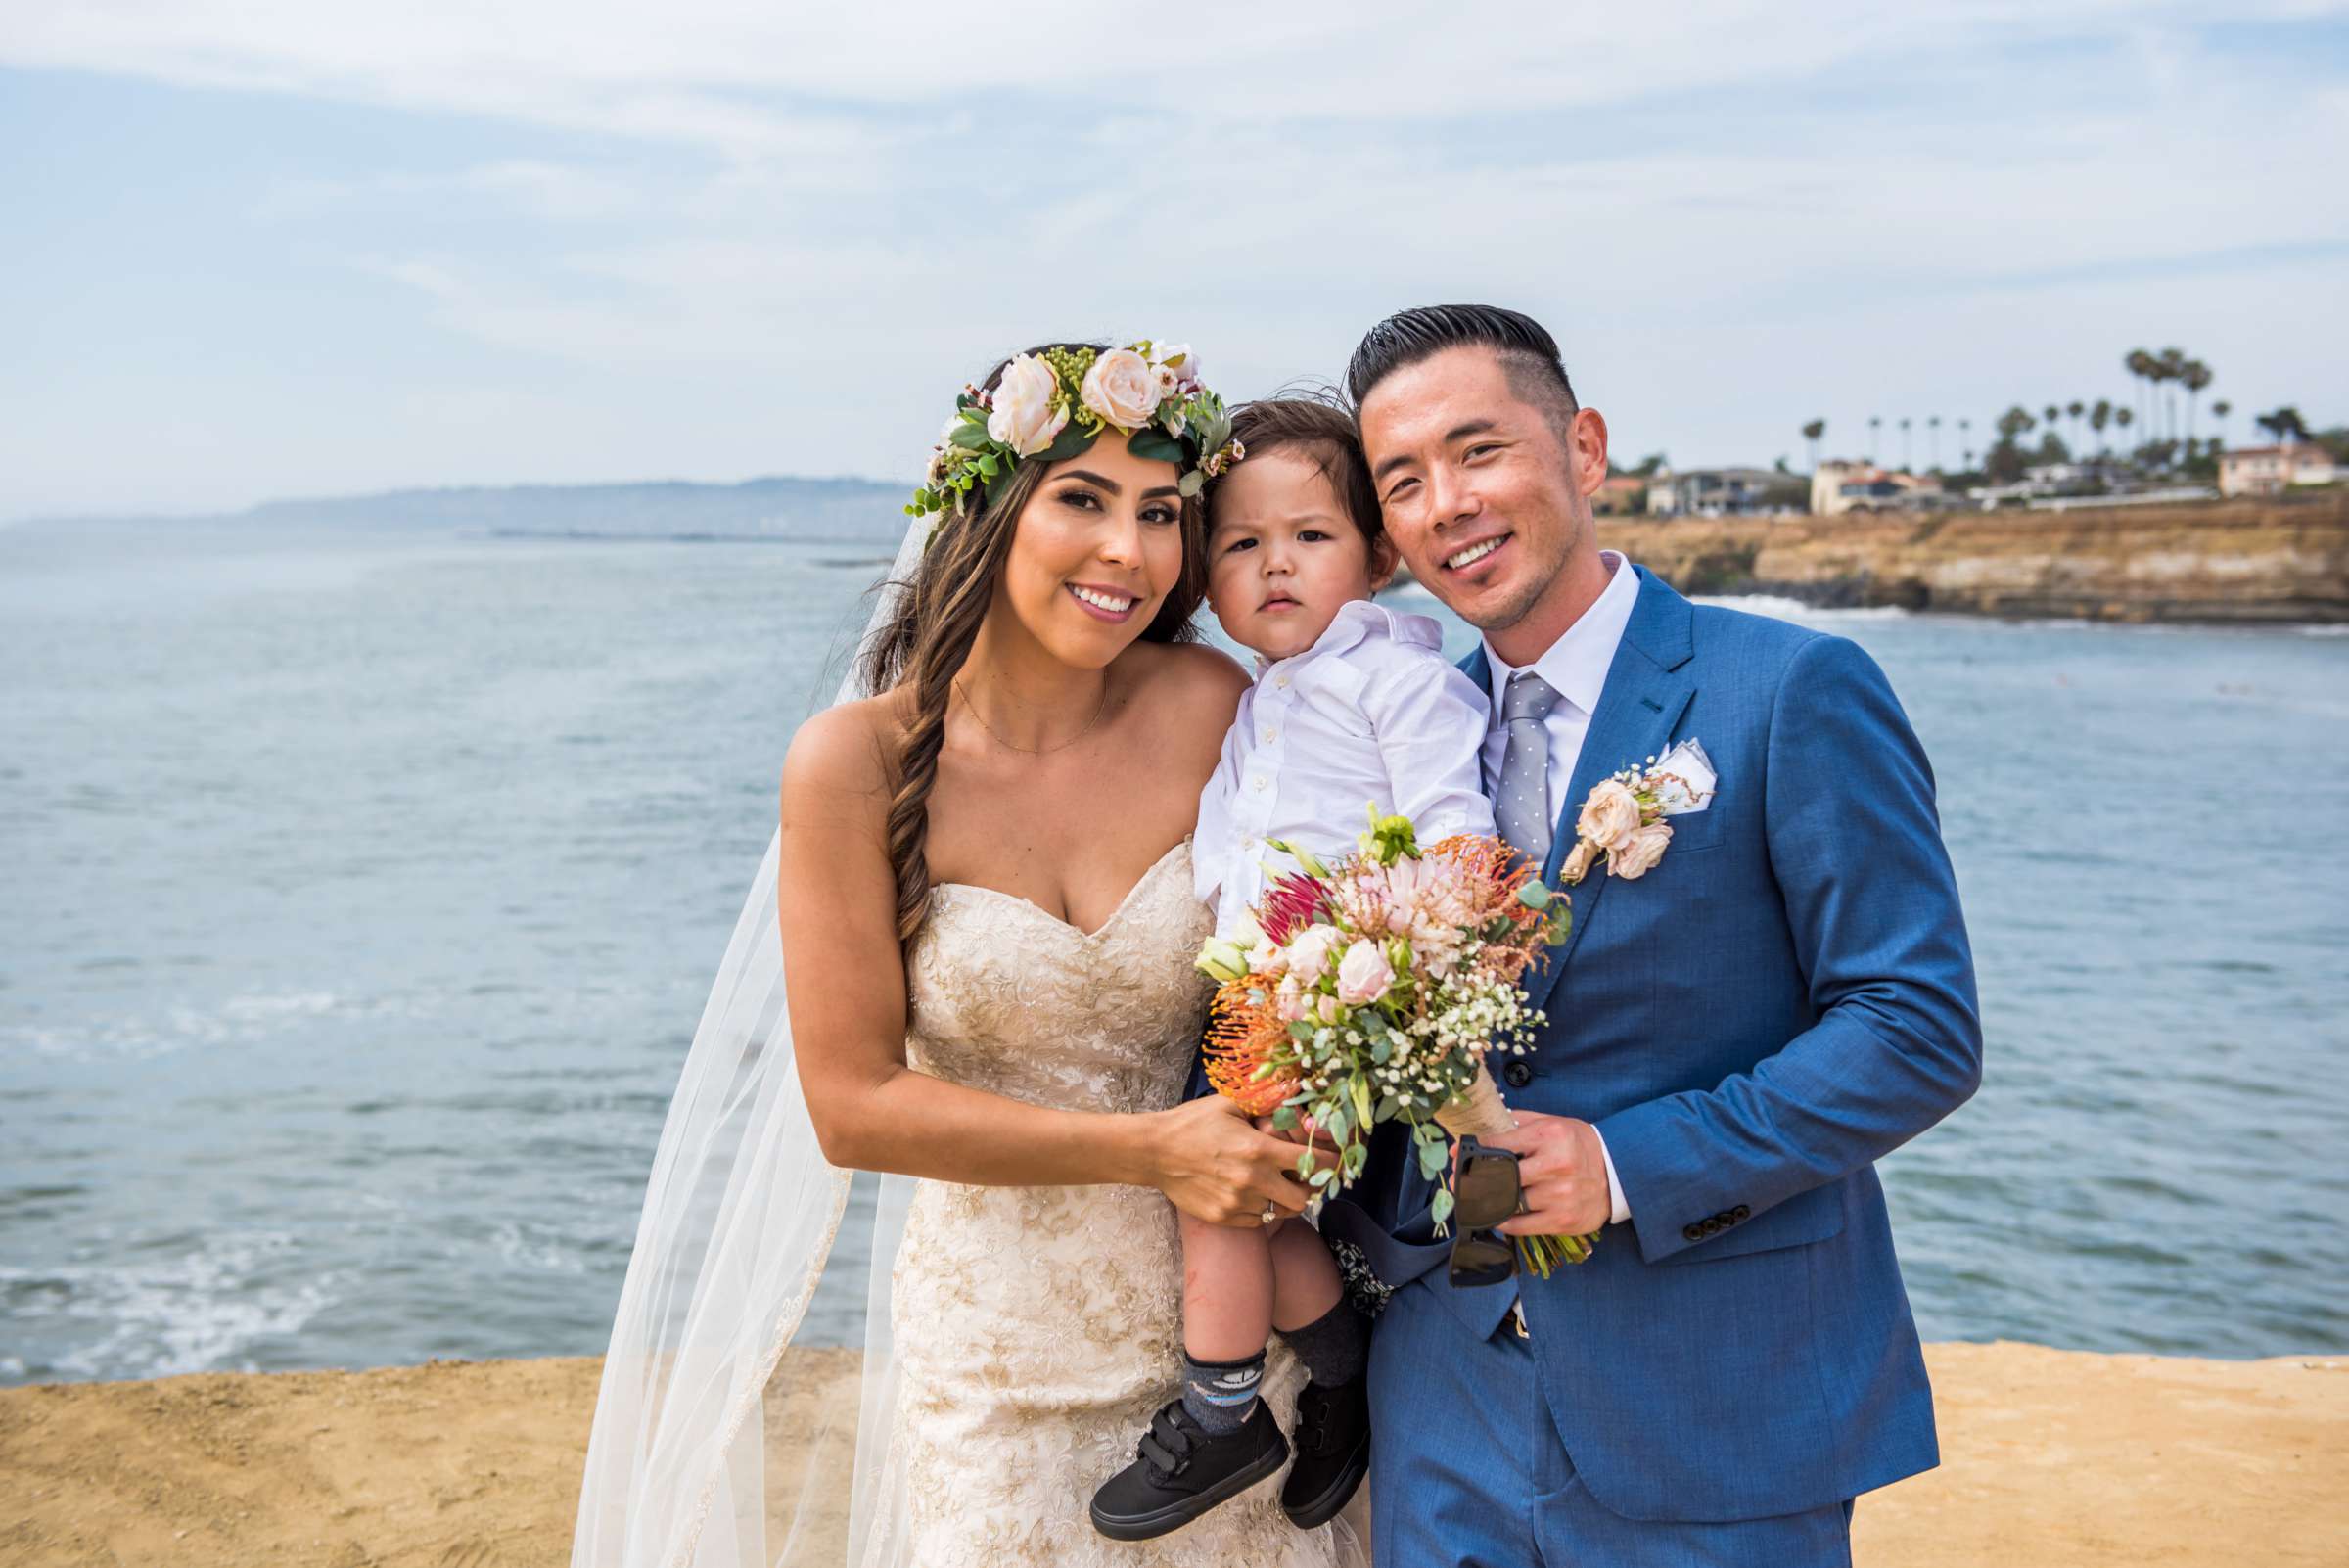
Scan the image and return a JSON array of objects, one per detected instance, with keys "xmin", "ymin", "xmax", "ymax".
[
  {"xmin": 1091, "ymin": 1214, "xmax": 1291, "ymax": 1540},
  {"xmin": 1267, "ymin": 1219, "xmax": 1362, "ymax": 1383},
  {"xmin": 1267, "ymin": 1218, "xmax": 1371, "ymax": 1530},
  {"xmin": 1180, "ymin": 1209, "xmax": 1275, "ymax": 1360}
]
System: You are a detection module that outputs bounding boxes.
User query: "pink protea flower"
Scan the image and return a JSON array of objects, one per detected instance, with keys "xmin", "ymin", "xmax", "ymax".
[{"xmin": 1259, "ymin": 871, "xmax": 1327, "ymax": 945}]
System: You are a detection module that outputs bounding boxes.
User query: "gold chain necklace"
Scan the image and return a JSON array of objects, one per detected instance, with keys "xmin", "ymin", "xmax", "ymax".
[{"xmin": 953, "ymin": 677, "xmax": 1110, "ymax": 755}]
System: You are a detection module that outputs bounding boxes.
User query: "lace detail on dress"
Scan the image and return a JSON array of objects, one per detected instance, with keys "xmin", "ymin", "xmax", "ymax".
[{"xmin": 874, "ymin": 841, "xmax": 1343, "ymax": 1568}]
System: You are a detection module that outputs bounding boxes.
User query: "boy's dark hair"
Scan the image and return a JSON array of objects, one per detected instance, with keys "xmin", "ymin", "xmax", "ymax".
[
  {"xmin": 1344, "ymin": 303, "xmax": 1579, "ymax": 445},
  {"xmin": 1209, "ymin": 392, "xmax": 1387, "ymax": 555}
]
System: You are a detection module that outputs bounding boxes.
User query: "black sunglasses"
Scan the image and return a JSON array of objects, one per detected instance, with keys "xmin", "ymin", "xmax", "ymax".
[{"xmin": 1447, "ymin": 1136, "xmax": 1522, "ymax": 1289}]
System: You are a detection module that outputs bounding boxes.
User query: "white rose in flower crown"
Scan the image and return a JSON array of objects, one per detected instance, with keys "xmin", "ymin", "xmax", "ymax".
[
  {"xmin": 987, "ymin": 353, "xmax": 1070, "ymax": 457},
  {"xmin": 1082, "ymin": 347, "xmax": 1160, "ymax": 431},
  {"xmin": 1609, "ymin": 820, "xmax": 1673, "ymax": 880},
  {"xmin": 1578, "ymin": 778, "xmax": 1644, "ymax": 852}
]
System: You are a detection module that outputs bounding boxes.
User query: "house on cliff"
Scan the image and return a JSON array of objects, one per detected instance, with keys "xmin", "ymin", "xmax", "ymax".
[
  {"xmin": 1646, "ymin": 466, "xmax": 1800, "ymax": 517},
  {"xmin": 1810, "ymin": 460, "xmax": 1947, "ymax": 516},
  {"xmin": 2220, "ymin": 444, "xmax": 2338, "ymax": 498}
]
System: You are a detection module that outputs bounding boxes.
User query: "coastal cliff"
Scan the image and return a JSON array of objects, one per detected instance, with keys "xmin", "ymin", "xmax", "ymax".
[
  {"xmin": 2, "ymin": 1345, "xmax": 2342, "ymax": 1566},
  {"xmin": 1600, "ymin": 492, "xmax": 2349, "ymax": 623}
]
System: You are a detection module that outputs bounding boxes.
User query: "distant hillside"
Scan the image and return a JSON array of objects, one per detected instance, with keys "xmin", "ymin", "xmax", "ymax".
[{"xmin": 231, "ymin": 476, "xmax": 914, "ymax": 541}]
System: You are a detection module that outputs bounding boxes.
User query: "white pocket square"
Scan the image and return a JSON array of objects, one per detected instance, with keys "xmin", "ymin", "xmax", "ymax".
[{"xmin": 1653, "ymin": 738, "xmax": 1717, "ymax": 815}]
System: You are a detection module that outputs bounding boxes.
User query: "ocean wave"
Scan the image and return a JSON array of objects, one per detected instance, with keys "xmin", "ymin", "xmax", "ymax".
[
  {"xmin": 1693, "ymin": 595, "xmax": 1913, "ymax": 623},
  {"xmin": 0, "ymin": 990, "xmax": 397, "ymax": 1061},
  {"xmin": 2, "ymin": 1229, "xmax": 341, "ymax": 1381}
]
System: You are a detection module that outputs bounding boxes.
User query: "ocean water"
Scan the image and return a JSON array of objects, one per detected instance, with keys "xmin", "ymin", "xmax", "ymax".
[{"xmin": 3, "ymin": 520, "xmax": 2344, "ymax": 1385}]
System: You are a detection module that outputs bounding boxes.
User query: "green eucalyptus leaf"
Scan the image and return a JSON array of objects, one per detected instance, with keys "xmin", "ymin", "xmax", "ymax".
[
  {"xmin": 1128, "ymin": 429, "xmax": 1184, "ymax": 464},
  {"xmin": 1429, "ymin": 1187, "xmax": 1455, "ymax": 1225},
  {"xmin": 948, "ymin": 424, "xmax": 991, "ymax": 451},
  {"xmin": 1038, "ymin": 422, "xmax": 1099, "ymax": 463},
  {"xmin": 1177, "ymin": 470, "xmax": 1205, "ymax": 498}
]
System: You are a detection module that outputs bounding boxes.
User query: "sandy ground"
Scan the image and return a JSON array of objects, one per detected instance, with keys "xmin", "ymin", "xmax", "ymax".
[{"xmin": 3, "ymin": 1342, "xmax": 2342, "ymax": 1567}]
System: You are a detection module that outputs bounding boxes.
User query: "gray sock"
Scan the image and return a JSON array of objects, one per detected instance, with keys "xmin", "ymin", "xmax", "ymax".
[
  {"xmin": 1276, "ymin": 1300, "xmax": 1366, "ymax": 1387},
  {"xmin": 1179, "ymin": 1349, "xmax": 1265, "ymax": 1435}
]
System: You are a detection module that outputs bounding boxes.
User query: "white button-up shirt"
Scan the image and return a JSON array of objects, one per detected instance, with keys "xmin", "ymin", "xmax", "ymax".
[
  {"xmin": 1195, "ymin": 598, "xmax": 1496, "ymax": 939},
  {"xmin": 1478, "ymin": 549, "xmax": 1640, "ymax": 799},
  {"xmin": 1478, "ymin": 548, "xmax": 1640, "ymax": 1225}
]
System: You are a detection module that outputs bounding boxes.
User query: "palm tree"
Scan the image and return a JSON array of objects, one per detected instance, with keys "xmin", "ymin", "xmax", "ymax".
[
  {"xmin": 2211, "ymin": 398, "xmax": 2232, "ymax": 448},
  {"xmin": 1899, "ymin": 416, "xmax": 1912, "ymax": 471},
  {"xmin": 2125, "ymin": 348, "xmax": 2154, "ymax": 438},
  {"xmin": 2115, "ymin": 404, "xmax": 2135, "ymax": 459},
  {"xmin": 2091, "ymin": 398, "xmax": 2111, "ymax": 457},
  {"xmin": 2067, "ymin": 399, "xmax": 2085, "ymax": 453},
  {"xmin": 2157, "ymin": 347, "xmax": 2188, "ymax": 443},
  {"xmin": 1801, "ymin": 418, "xmax": 1826, "ymax": 471},
  {"xmin": 1867, "ymin": 414, "xmax": 1882, "ymax": 463},
  {"xmin": 1958, "ymin": 416, "xmax": 1972, "ymax": 465},
  {"xmin": 2257, "ymin": 406, "xmax": 2311, "ymax": 444},
  {"xmin": 2182, "ymin": 359, "xmax": 2212, "ymax": 443},
  {"xmin": 1928, "ymin": 414, "xmax": 1942, "ymax": 471}
]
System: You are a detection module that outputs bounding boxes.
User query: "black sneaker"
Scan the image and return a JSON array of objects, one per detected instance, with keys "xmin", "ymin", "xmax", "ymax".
[
  {"xmin": 1090, "ymin": 1397, "xmax": 1289, "ymax": 1542},
  {"xmin": 1279, "ymin": 1374, "xmax": 1370, "ymax": 1530}
]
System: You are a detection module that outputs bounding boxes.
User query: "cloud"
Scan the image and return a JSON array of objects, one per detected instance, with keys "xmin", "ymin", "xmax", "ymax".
[{"xmin": 4, "ymin": 2, "xmax": 2345, "ymax": 514}]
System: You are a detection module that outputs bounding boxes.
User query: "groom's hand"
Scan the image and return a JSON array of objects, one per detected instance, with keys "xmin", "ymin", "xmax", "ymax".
[{"xmin": 1485, "ymin": 1112, "xmax": 1613, "ymax": 1237}]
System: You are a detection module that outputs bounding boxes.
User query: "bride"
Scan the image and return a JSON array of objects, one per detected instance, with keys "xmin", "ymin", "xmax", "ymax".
[{"xmin": 571, "ymin": 342, "xmax": 1361, "ymax": 1567}]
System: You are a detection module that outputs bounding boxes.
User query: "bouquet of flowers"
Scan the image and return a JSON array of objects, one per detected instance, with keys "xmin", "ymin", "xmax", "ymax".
[{"xmin": 1194, "ymin": 807, "xmax": 1594, "ymax": 1275}]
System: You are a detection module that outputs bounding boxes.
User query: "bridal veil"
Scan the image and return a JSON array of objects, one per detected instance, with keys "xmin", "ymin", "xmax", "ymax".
[{"xmin": 568, "ymin": 518, "xmax": 924, "ymax": 1568}]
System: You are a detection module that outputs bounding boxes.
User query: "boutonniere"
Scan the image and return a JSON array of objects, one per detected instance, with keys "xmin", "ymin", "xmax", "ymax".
[{"xmin": 1559, "ymin": 739, "xmax": 1718, "ymax": 885}]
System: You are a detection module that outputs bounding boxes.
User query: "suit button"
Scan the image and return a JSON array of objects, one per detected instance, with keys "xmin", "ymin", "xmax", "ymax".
[
  {"xmin": 1731, "ymin": 1205, "xmax": 1750, "ymax": 1222},
  {"xmin": 1682, "ymin": 1223, "xmax": 1704, "ymax": 1242},
  {"xmin": 1502, "ymin": 1061, "xmax": 1533, "ymax": 1088}
]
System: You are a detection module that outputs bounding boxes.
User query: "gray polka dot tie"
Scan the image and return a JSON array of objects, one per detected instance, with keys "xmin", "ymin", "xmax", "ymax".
[{"xmin": 1497, "ymin": 672, "xmax": 1562, "ymax": 868}]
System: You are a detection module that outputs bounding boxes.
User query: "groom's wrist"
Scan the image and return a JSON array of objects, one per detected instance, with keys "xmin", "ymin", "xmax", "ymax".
[{"xmin": 1593, "ymin": 1129, "xmax": 1632, "ymax": 1225}]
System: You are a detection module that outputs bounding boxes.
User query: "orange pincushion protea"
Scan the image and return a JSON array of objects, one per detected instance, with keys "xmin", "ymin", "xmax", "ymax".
[{"xmin": 1201, "ymin": 977, "xmax": 1296, "ymax": 1115}]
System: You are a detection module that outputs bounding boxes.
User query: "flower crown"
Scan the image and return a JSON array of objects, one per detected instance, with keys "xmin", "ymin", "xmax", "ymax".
[{"xmin": 907, "ymin": 341, "xmax": 1245, "ymax": 524}]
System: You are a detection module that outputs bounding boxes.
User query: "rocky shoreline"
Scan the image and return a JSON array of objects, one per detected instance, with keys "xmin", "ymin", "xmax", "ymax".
[
  {"xmin": 3, "ymin": 1343, "xmax": 2342, "ymax": 1566},
  {"xmin": 1597, "ymin": 492, "xmax": 2349, "ymax": 623}
]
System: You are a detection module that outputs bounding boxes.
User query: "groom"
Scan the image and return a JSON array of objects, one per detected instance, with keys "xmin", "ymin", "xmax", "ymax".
[{"xmin": 1320, "ymin": 304, "xmax": 1982, "ymax": 1565}]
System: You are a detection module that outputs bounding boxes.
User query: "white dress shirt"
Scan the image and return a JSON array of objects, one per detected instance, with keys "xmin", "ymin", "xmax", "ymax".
[
  {"xmin": 1478, "ymin": 548, "xmax": 1640, "ymax": 1225},
  {"xmin": 1478, "ymin": 548, "xmax": 1641, "ymax": 798},
  {"xmin": 1195, "ymin": 598, "xmax": 1496, "ymax": 939}
]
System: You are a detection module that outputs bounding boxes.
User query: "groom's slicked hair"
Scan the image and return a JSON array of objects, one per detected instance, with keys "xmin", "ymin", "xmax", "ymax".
[{"xmin": 1345, "ymin": 303, "xmax": 1579, "ymax": 446}]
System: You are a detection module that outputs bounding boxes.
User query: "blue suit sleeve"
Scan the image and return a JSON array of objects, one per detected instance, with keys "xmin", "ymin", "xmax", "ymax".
[{"xmin": 1593, "ymin": 633, "xmax": 1983, "ymax": 1263}]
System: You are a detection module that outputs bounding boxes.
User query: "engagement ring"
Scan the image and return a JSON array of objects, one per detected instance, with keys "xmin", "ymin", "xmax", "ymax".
[{"xmin": 1259, "ymin": 1201, "xmax": 1280, "ymax": 1226}]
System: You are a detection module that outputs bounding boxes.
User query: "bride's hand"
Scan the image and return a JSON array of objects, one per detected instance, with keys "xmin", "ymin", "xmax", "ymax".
[{"xmin": 1150, "ymin": 1097, "xmax": 1335, "ymax": 1229}]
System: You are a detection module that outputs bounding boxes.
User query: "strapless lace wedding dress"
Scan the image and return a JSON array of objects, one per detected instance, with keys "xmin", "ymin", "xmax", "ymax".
[{"xmin": 877, "ymin": 838, "xmax": 1345, "ymax": 1567}]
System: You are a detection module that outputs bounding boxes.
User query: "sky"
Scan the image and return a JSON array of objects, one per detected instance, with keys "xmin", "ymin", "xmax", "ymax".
[{"xmin": 4, "ymin": 2, "xmax": 2347, "ymax": 520}]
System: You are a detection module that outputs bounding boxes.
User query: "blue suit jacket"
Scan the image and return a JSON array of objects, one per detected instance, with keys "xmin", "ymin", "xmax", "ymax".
[{"xmin": 1322, "ymin": 566, "xmax": 1982, "ymax": 1523}]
